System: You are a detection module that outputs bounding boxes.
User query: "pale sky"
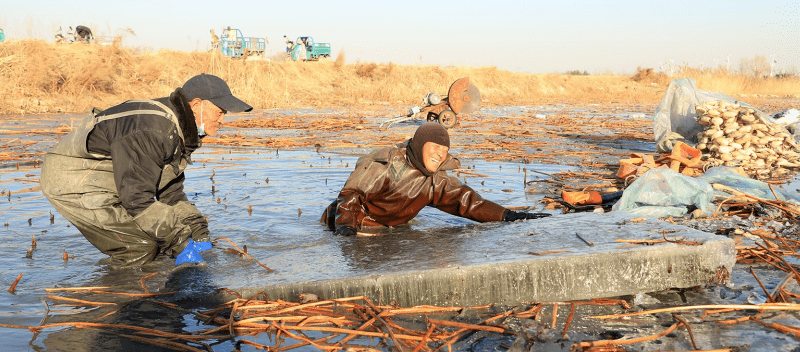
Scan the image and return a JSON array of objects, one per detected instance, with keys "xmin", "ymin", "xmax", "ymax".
[{"xmin": 2, "ymin": 0, "xmax": 798, "ymax": 74}]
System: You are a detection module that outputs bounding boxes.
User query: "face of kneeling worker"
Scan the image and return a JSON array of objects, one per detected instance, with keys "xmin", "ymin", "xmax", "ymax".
[
  {"xmin": 190, "ymin": 98, "xmax": 227, "ymax": 137},
  {"xmin": 422, "ymin": 142, "xmax": 449, "ymax": 173}
]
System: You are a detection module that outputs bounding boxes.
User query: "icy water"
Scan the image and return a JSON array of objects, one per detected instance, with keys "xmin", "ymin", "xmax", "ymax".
[
  {"xmin": 0, "ymin": 147, "xmax": 575, "ymax": 351},
  {"xmin": 2, "ymin": 109, "xmax": 800, "ymax": 351}
]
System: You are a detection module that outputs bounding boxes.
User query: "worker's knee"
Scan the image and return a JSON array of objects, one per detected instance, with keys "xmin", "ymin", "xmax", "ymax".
[{"xmin": 106, "ymin": 240, "xmax": 159, "ymax": 267}]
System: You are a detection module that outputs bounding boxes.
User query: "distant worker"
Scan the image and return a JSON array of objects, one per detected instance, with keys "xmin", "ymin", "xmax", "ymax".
[
  {"xmin": 54, "ymin": 27, "xmax": 64, "ymax": 43},
  {"xmin": 1, "ymin": 28, "xmax": 6, "ymax": 42},
  {"xmin": 210, "ymin": 29, "xmax": 220, "ymax": 50},
  {"xmin": 75, "ymin": 25, "xmax": 93, "ymax": 43},
  {"xmin": 298, "ymin": 39, "xmax": 307, "ymax": 61},
  {"xmin": 66, "ymin": 27, "xmax": 76, "ymax": 43},
  {"xmin": 321, "ymin": 122, "xmax": 551, "ymax": 236},
  {"xmin": 226, "ymin": 27, "xmax": 236, "ymax": 42},
  {"xmin": 41, "ymin": 74, "xmax": 253, "ymax": 268},
  {"xmin": 284, "ymin": 35, "xmax": 294, "ymax": 52}
]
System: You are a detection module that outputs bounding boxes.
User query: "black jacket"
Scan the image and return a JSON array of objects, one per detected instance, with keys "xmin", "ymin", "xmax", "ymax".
[{"xmin": 86, "ymin": 88, "xmax": 201, "ymax": 217}]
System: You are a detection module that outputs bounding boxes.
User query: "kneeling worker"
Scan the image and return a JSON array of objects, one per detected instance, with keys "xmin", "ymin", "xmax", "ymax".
[
  {"xmin": 322, "ymin": 122, "xmax": 550, "ymax": 235},
  {"xmin": 41, "ymin": 74, "xmax": 252, "ymax": 267}
]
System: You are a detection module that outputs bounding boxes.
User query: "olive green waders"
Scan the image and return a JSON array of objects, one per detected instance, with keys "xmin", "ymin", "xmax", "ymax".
[{"xmin": 41, "ymin": 100, "xmax": 206, "ymax": 267}]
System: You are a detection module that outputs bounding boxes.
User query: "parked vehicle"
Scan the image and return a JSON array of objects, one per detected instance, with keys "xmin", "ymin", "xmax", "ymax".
[
  {"xmin": 54, "ymin": 25, "xmax": 98, "ymax": 44},
  {"xmin": 0, "ymin": 28, "xmax": 5, "ymax": 42},
  {"xmin": 381, "ymin": 77, "xmax": 481, "ymax": 129},
  {"xmin": 219, "ymin": 27, "xmax": 266, "ymax": 59},
  {"xmin": 287, "ymin": 36, "xmax": 331, "ymax": 61}
]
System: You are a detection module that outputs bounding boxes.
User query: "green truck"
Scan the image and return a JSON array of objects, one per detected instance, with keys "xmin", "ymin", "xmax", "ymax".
[{"xmin": 289, "ymin": 36, "xmax": 331, "ymax": 61}]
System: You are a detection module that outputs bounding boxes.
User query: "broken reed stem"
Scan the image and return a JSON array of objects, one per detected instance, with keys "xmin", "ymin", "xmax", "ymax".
[
  {"xmin": 671, "ymin": 313, "xmax": 699, "ymax": 350},
  {"xmin": 571, "ymin": 322, "xmax": 680, "ymax": 349},
  {"xmin": 426, "ymin": 319, "xmax": 505, "ymax": 334},
  {"xmin": 275, "ymin": 335, "xmax": 339, "ymax": 352},
  {"xmin": 29, "ymin": 321, "xmax": 213, "ymax": 340},
  {"xmin": 45, "ymin": 294, "xmax": 117, "ymax": 306},
  {"xmin": 93, "ymin": 308, "xmax": 122, "ymax": 322},
  {"xmin": 260, "ymin": 324, "xmax": 425, "ymax": 341},
  {"xmin": 8, "ymin": 273, "xmax": 22, "ymax": 292},
  {"xmin": 514, "ymin": 303, "xmax": 543, "ymax": 319},
  {"xmin": 140, "ymin": 272, "xmax": 157, "ymax": 294},
  {"xmin": 713, "ymin": 194, "xmax": 750, "ymax": 217},
  {"xmin": 768, "ymin": 184, "xmax": 781, "ymax": 201},
  {"xmin": 756, "ymin": 242, "xmax": 800, "ymax": 286},
  {"xmin": 434, "ymin": 308, "xmax": 517, "ymax": 351},
  {"xmin": 337, "ymin": 317, "xmax": 377, "ymax": 347},
  {"xmin": 112, "ymin": 332, "xmax": 206, "ymax": 352},
  {"xmin": 0, "ymin": 323, "xmax": 33, "ymax": 329},
  {"xmin": 551, "ymin": 303, "xmax": 558, "ymax": 329},
  {"xmin": 412, "ymin": 323, "xmax": 436, "ymax": 352},
  {"xmin": 662, "ymin": 230, "xmax": 700, "ymax": 246},
  {"xmin": 362, "ymin": 303, "xmax": 406, "ymax": 352},
  {"xmin": 228, "ymin": 301, "xmax": 237, "ymax": 336},
  {"xmin": 751, "ymin": 317, "xmax": 800, "ymax": 339},
  {"xmin": 87, "ymin": 290, "xmax": 177, "ymax": 298},
  {"xmin": 239, "ymin": 339, "xmax": 274, "ymax": 350},
  {"xmin": 750, "ymin": 267, "xmax": 774, "ymax": 303},
  {"xmin": 214, "ymin": 237, "xmax": 274, "ymax": 272},
  {"xmin": 714, "ymin": 316, "xmax": 752, "ymax": 324},
  {"xmin": 590, "ymin": 303, "xmax": 800, "ymax": 319},
  {"xmin": 564, "ymin": 303, "xmax": 576, "ymax": 332},
  {"xmin": 45, "ymin": 286, "xmax": 112, "ymax": 292},
  {"xmin": 270, "ymin": 321, "xmax": 329, "ymax": 350}
]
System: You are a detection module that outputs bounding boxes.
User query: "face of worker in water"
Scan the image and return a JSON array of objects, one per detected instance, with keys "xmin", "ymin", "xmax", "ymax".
[
  {"xmin": 190, "ymin": 98, "xmax": 227, "ymax": 137},
  {"xmin": 422, "ymin": 142, "xmax": 449, "ymax": 173}
]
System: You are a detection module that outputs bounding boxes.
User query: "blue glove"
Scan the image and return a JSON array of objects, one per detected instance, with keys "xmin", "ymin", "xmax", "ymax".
[
  {"xmin": 175, "ymin": 239, "xmax": 205, "ymax": 266},
  {"xmin": 192, "ymin": 240, "xmax": 213, "ymax": 252}
]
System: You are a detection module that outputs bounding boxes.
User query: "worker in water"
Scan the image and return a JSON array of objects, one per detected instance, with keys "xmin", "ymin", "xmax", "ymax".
[
  {"xmin": 321, "ymin": 122, "xmax": 551, "ymax": 236},
  {"xmin": 41, "ymin": 74, "xmax": 252, "ymax": 268}
]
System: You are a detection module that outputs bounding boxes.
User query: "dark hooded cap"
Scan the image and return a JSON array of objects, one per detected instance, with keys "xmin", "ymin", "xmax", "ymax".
[
  {"xmin": 406, "ymin": 122, "xmax": 450, "ymax": 176},
  {"xmin": 182, "ymin": 74, "xmax": 253, "ymax": 113}
]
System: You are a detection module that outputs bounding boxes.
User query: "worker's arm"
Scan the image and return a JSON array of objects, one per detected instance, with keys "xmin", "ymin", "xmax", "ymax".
[
  {"xmin": 430, "ymin": 174, "xmax": 507, "ymax": 222},
  {"xmin": 334, "ymin": 154, "xmax": 391, "ymax": 231}
]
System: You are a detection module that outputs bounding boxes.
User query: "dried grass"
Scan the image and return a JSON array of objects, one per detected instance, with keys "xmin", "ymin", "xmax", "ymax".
[
  {"xmin": 678, "ymin": 65, "xmax": 800, "ymax": 98},
  {"xmin": 1, "ymin": 40, "xmax": 798, "ymax": 115}
]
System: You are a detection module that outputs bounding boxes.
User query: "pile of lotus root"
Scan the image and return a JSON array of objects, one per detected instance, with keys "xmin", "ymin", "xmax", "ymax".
[{"xmin": 695, "ymin": 100, "xmax": 800, "ymax": 179}]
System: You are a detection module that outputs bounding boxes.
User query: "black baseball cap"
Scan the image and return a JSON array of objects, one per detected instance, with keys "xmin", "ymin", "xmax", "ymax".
[{"xmin": 182, "ymin": 74, "xmax": 253, "ymax": 113}]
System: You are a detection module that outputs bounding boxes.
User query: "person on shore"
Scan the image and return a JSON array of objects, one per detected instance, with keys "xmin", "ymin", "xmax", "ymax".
[
  {"xmin": 41, "ymin": 74, "xmax": 252, "ymax": 268},
  {"xmin": 284, "ymin": 35, "xmax": 295, "ymax": 57},
  {"xmin": 321, "ymin": 122, "xmax": 550, "ymax": 236}
]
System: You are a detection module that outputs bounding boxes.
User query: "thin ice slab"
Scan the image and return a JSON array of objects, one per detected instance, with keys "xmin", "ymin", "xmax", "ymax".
[{"xmin": 234, "ymin": 211, "xmax": 735, "ymax": 307}]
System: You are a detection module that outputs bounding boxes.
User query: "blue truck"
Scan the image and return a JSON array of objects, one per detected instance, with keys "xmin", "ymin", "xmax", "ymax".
[
  {"xmin": 219, "ymin": 27, "xmax": 266, "ymax": 59},
  {"xmin": 288, "ymin": 36, "xmax": 331, "ymax": 61}
]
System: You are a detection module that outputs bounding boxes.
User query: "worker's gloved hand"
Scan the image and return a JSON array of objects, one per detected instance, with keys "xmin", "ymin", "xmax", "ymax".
[
  {"xmin": 333, "ymin": 226, "xmax": 357, "ymax": 236},
  {"xmin": 175, "ymin": 239, "xmax": 206, "ymax": 266},
  {"xmin": 502, "ymin": 209, "xmax": 552, "ymax": 222},
  {"xmin": 192, "ymin": 239, "xmax": 213, "ymax": 252}
]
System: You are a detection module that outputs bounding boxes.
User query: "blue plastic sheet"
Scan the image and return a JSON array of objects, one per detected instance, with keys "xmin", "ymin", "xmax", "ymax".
[
  {"xmin": 612, "ymin": 166, "xmax": 800, "ymax": 218},
  {"xmin": 611, "ymin": 168, "xmax": 715, "ymax": 218},
  {"xmin": 698, "ymin": 166, "xmax": 800, "ymax": 205}
]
